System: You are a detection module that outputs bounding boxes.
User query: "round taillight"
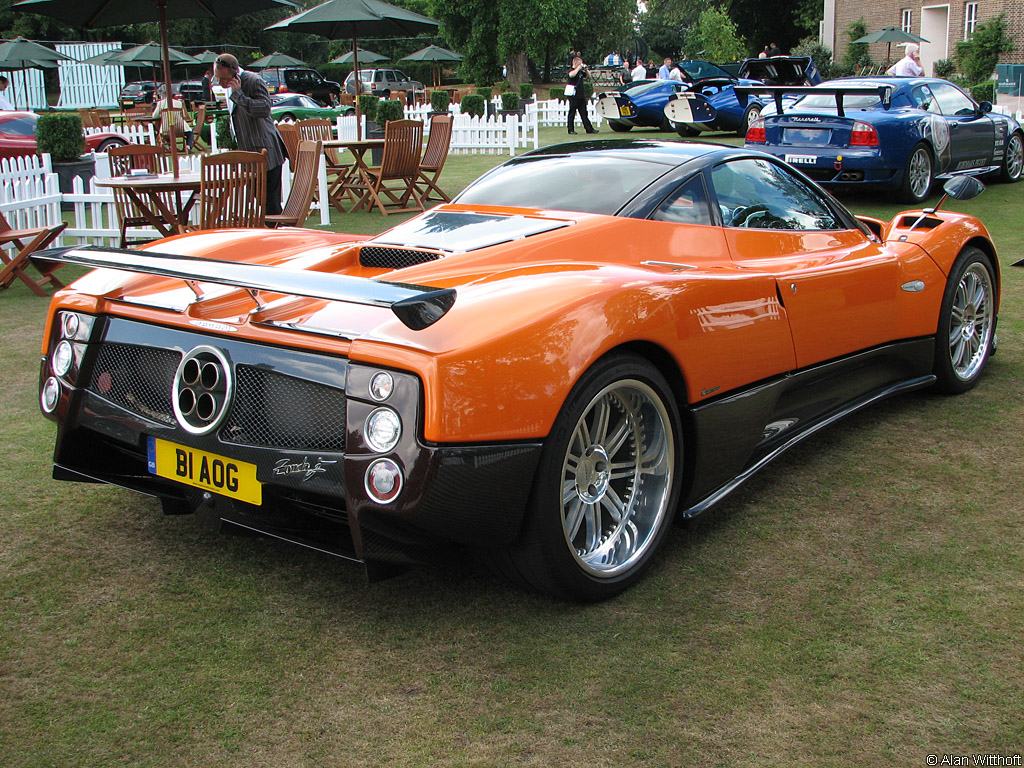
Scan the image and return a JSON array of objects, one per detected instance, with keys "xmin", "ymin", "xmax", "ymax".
[
  {"xmin": 62, "ymin": 312, "xmax": 80, "ymax": 339},
  {"xmin": 365, "ymin": 407, "xmax": 401, "ymax": 453},
  {"xmin": 52, "ymin": 340, "xmax": 73, "ymax": 377},
  {"xmin": 41, "ymin": 377, "xmax": 60, "ymax": 413},
  {"xmin": 365, "ymin": 458, "xmax": 403, "ymax": 504},
  {"xmin": 369, "ymin": 371, "xmax": 394, "ymax": 401}
]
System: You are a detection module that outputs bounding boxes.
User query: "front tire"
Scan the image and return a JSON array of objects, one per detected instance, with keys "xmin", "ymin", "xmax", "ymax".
[
  {"xmin": 896, "ymin": 142, "xmax": 933, "ymax": 203},
  {"xmin": 489, "ymin": 353, "xmax": 682, "ymax": 601},
  {"xmin": 609, "ymin": 121, "xmax": 632, "ymax": 132},
  {"xmin": 933, "ymin": 247, "xmax": 997, "ymax": 394},
  {"xmin": 999, "ymin": 131, "xmax": 1024, "ymax": 183}
]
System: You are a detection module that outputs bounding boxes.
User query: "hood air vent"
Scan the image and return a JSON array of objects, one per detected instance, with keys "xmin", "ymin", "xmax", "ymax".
[{"xmin": 359, "ymin": 246, "xmax": 442, "ymax": 270}]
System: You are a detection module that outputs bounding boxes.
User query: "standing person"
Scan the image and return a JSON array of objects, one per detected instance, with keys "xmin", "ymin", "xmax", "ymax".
[
  {"xmin": 631, "ymin": 59, "xmax": 648, "ymax": 82},
  {"xmin": 887, "ymin": 43, "xmax": 925, "ymax": 76},
  {"xmin": 201, "ymin": 68, "xmax": 213, "ymax": 104},
  {"xmin": 646, "ymin": 60, "xmax": 657, "ymax": 78},
  {"xmin": 0, "ymin": 76, "xmax": 14, "ymax": 111},
  {"xmin": 566, "ymin": 56, "xmax": 598, "ymax": 135},
  {"xmin": 768, "ymin": 42, "xmax": 782, "ymax": 56},
  {"xmin": 657, "ymin": 57, "xmax": 673, "ymax": 80},
  {"xmin": 214, "ymin": 53, "xmax": 287, "ymax": 216}
]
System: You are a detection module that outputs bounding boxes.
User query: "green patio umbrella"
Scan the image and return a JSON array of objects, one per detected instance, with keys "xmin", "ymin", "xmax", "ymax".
[
  {"xmin": 190, "ymin": 50, "xmax": 221, "ymax": 65},
  {"xmin": 852, "ymin": 26, "xmax": 930, "ymax": 65},
  {"xmin": 14, "ymin": 0, "xmax": 300, "ymax": 174},
  {"xmin": 267, "ymin": 0, "xmax": 442, "ymax": 139},
  {"xmin": 0, "ymin": 37, "xmax": 70, "ymax": 109},
  {"xmin": 330, "ymin": 47, "xmax": 388, "ymax": 65},
  {"xmin": 83, "ymin": 42, "xmax": 199, "ymax": 67},
  {"xmin": 249, "ymin": 51, "xmax": 308, "ymax": 68},
  {"xmin": 400, "ymin": 44, "xmax": 463, "ymax": 87}
]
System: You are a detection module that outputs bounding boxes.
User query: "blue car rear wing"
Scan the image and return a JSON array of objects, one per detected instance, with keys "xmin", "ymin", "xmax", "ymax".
[
  {"xmin": 31, "ymin": 245, "xmax": 456, "ymax": 331},
  {"xmin": 734, "ymin": 85, "xmax": 893, "ymax": 118}
]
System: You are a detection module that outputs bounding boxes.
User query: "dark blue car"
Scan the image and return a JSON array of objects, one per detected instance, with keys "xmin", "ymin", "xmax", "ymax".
[
  {"xmin": 742, "ymin": 77, "xmax": 1024, "ymax": 203},
  {"xmin": 596, "ymin": 59, "xmax": 777, "ymax": 135}
]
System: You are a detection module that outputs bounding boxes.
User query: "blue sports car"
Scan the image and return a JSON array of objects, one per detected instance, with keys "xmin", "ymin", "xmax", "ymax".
[
  {"xmin": 664, "ymin": 56, "xmax": 821, "ymax": 137},
  {"xmin": 596, "ymin": 59, "xmax": 800, "ymax": 135},
  {"xmin": 741, "ymin": 77, "xmax": 1024, "ymax": 203}
]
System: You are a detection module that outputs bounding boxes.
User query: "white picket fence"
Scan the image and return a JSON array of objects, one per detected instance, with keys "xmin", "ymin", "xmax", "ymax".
[
  {"xmin": 57, "ymin": 42, "xmax": 125, "ymax": 110},
  {"xmin": 0, "ymin": 155, "xmax": 62, "ymax": 234},
  {"xmin": 85, "ymin": 124, "xmax": 157, "ymax": 146}
]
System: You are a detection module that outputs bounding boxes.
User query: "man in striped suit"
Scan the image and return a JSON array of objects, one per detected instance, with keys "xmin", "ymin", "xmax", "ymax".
[{"xmin": 214, "ymin": 53, "xmax": 286, "ymax": 216}]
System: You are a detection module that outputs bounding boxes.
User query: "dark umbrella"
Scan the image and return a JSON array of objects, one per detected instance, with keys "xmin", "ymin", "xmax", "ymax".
[
  {"xmin": 330, "ymin": 47, "xmax": 388, "ymax": 65},
  {"xmin": 191, "ymin": 50, "xmax": 221, "ymax": 65},
  {"xmin": 400, "ymin": 44, "xmax": 462, "ymax": 88},
  {"xmin": 267, "ymin": 0, "xmax": 442, "ymax": 139},
  {"xmin": 0, "ymin": 37, "xmax": 70, "ymax": 109},
  {"xmin": 249, "ymin": 51, "xmax": 308, "ymax": 68},
  {"xmin": 852, "ymin": 26, "xmax": 930, "ymax": 65},
  {"xmin": 14, "ymin": 0, "xmax": 300, "ymax": 174}
]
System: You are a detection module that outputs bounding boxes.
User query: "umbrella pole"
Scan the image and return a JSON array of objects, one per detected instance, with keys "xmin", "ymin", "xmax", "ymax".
[
  {"xmin": 352, "ymin": 25, "xmax": 362, "ymax": 141},
  {"xmin": 157, "ymin": 0, "xmax": 180, "ymax": 177}
]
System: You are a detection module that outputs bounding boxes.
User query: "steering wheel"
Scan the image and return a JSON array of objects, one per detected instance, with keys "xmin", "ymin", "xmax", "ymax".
[{"xmin": 729, "ymin": 204, "xmax": 770, "ymax": 227}]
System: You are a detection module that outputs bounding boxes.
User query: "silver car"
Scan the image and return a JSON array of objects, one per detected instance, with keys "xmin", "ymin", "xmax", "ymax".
[{"xmin": 344, "ymin": 68, "xmax": 424, "ymax": 98}]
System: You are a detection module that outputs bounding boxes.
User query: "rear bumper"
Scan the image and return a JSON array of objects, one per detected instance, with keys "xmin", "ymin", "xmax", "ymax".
[{"xmin": 751, "ymin": 144, "xmax": 900, "ymax": 187}]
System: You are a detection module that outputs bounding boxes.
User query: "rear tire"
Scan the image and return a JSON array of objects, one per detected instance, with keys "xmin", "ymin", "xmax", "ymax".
[
  {"xmin": 486, "ymin": 352, "xmax": 682, "ymax": 601},
  {"xmin": 96, "ymin": 138, "xmax": 127, "ymax": 153},
  {"xmin": 895, "ymin": 142, "xmax": 933, "ymax": 204},
  {"xmin": 676, "ymin": 124, "xmax": 700, "ymax": 138},
  {"xmin": 609, "ymin": 122, "xmax": 632, "ymax": 132},
  {"xmin": 932, "ymin": 247, "xmax": 996, "ymax": 394},
  {"xmin": 738, "ymin": 104, "xmax": 761, "ymax": 137}
]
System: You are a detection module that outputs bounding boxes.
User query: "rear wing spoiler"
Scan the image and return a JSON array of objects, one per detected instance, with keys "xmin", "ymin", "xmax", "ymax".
[
  {"xmin": 32, "ymin": 245, "xmax": 456, "ymax": 331},
  {"xmin": 734, "ymin": 85, "xmax": 893, "ymax": 118}
]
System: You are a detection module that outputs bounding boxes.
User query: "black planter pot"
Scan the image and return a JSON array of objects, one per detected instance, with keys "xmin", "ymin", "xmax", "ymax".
[
  {"xmin": 366, "ymin": 122, "xmax": 385, "ymax": 165},
  {"xmin": 53, "ymin": 157, "xmax": 95, "ymax": 211}
]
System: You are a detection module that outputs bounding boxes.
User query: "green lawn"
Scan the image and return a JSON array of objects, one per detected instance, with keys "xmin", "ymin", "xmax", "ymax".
[{"xmin": 2, "ymin": 125, "xmax": 1023, "ymax": 767}]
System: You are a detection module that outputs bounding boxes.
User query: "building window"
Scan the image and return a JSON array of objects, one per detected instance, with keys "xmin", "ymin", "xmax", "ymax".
[
  {"xmin": 902, "ymin": 9, "xmax": 913, "ymax": 33},
  {"xmin": 964, "ymin": 2, "xmax": 978, "ymax": 40}
]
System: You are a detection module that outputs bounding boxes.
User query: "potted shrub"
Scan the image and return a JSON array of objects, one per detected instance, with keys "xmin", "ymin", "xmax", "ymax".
[
  {"xmin": 358, "ymin": 94, "xmax": 378, "ymax": 127},
  {"xmin": 519, "ymin": 82, "xmax": 534, "ymax": 105},
  {"xmin": 376, "ymin": 98, "xmax": 404, "ymax": 125},
  {"xmin": 215, "ymin": 115, "xmax": 237, "ymax": 150},
  {"xmin": 36, "ymin": 113, "xmax": 92, "ymax": 203},
  {"xmin": 549, "ymin": 86, "xmax": 565, "ymax": 101},
  {"xmin": 460, "ymin": 93, "xmax": 485, "ymax": 118},
  {"xmin": 499, "ymin": 91, "xmax": 521, "ymax": 116},
  {"xmin": 429, "ymin": 89, "xmax": 451, "ymax": 116}
]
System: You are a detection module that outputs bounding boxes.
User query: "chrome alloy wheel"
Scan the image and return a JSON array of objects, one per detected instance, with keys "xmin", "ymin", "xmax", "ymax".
[
  {"xmin": 559, "ymin": 379, "xmax": 674, "ymax": 578},
  {"xmin": 908, "ymin": 146, "xmax": 932, "ymax": 200},
  {"xmin": 948, "ymin": 263, "xmax": 994, "ymax": 382},
  {"xmin": 1006, "ymin": 133, "xmax": 1024, "ymax": 180}
]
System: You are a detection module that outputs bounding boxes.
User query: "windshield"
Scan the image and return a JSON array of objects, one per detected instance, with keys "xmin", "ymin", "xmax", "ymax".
[
  {"xmin": 455, "ymin": 155, "xmax": 670, "ymax": 214},
  {"xmin": 0, "ymin": 115, "xmax": 37, "ymax": 136},
  {"xmin": 678, "ymin": 60, "xmax": 732, "ymax": 80}
]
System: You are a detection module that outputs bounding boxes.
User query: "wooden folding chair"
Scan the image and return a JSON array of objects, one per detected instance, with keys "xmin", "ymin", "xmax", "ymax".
[
  {"xmin": 296, "ymin": 118, "xmax": 348, "ymax": 208},
  {"xmin": 359, "ymin": 119, "xmax": 424, "ymax": 215},
  {"xmin": 0, "ymin": 210, "xmax": 68, "ymax": 296},
  {"xmin": 278, "ymin": 122, "xmax": 301, "ymax": 165},
  {"xmin": 159, "ymin": 106, "xmax": 191, "ymax": 152},
  {"xmin": 198, "ymin": 150, "xmax": 266, "ymax": 229},
  {"xmin": 267, "ymin": 139, "xmax": 321, "ymax": 228},
  {"xmin": 190, "ymin": 104, "xmax": 209, "ymax": 152},
  {"xmin": 415, "ymin": 114, "xmax": 453, "ymax": 204},
  {"xmin": 107, "ymin": 144, "xmax": 171, "ymax": 247}
]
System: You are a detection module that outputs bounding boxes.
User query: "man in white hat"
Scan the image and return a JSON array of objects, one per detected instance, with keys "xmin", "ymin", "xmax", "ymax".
[{"xmin": 887, "ymin": 43, "xmax": 925, "ymax": 77}]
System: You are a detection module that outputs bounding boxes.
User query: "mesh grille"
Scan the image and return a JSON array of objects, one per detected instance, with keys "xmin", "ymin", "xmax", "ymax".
[
  {"xmin": 220, "ymin": 366, "xmax": 346, "ymax": 452},
  {"xmin": 87, "ymin": 344, "xmax": 182, "ymax": 425},
  {"xmin": 359, "ymin": 246, "xmax": 441, "ymax": 270}
]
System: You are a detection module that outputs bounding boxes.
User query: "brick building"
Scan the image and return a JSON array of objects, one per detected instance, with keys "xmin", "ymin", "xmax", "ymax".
[{"xmin": 822, "ymin": 0, "xmax": 1023, "ymax": 75}]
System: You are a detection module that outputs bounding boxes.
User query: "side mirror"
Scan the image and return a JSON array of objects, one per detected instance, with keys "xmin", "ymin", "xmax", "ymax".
[
  {"xmin": 978, "ymin": 100, "xmax": 993, "ymax": 114},
  {"xmin": 942, "ymin": 175, "xmax": 985, "ymax": 201}
]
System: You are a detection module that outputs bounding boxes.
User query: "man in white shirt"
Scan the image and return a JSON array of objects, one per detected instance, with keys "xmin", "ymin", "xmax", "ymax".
[
  {"xmin": 0, "ymin": 77, "xmax": 14, "ymax": 111},
  {"xmin": 631, "ymin": 60, "xmax": 647, "ymax": 82},
  {"xmin": 887, "ymin": 43, "xmax": 925, "ymax": 77}
]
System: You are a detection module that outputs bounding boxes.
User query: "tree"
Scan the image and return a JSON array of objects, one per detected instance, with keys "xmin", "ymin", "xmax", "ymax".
[
  {"xmin": 957, "ymin": 14, "xmax": 1013, "ymax": 85},
  {"xmin": 685, "ymin": 7, "xmax": 745, "ymax": 62},
  {"xmin": 843, "ymin": 18, "xmax": 871, "ymax": 72}
]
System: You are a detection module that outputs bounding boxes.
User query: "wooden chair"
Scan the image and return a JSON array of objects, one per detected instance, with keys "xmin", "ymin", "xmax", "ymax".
[
  {"xmin": 359, "ymin": 119, "xmax": 424, "ymax": 215},
  {"xmin": 278, "ymin": 122, "xmax": 301, "ymax": 165},
  {"xmin": 296, "ymin": 118, "xmax": 348, "ymax": 206},
  {"xmin": 198, "ymin": 150, "xmax": 266, "ymax": 230},
  {"xmin": 415, "ymin": 114, "xmax": 453, "ymax": 204},
  {"xmin": 0, "ymin": 210, "xmax": 68, "ymax": 296},
  {"xmin": 159, "ymin": 106, "xmax": 192, "ymax": 152},
  {"xmin": 267, "ymin": 139, "xmax": 321, "ymax": 228},
  {"xmin": 107, "ymin": 144, "xmax": 171, "ymax": 247},
  {"xmin": 190, "ymin": 104, "xmax": 209, "ymax": 152}
]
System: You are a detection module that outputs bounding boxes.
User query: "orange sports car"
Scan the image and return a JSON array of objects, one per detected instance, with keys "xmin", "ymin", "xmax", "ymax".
[{"xmin": 35, "ymin": 140, "xmax": 1000, "ymax": 601}]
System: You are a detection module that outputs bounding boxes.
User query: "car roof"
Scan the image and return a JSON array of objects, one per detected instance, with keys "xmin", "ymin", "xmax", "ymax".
[{"xmin": 521, "ymin": 138, "xmax": 736, "ymax": 167}]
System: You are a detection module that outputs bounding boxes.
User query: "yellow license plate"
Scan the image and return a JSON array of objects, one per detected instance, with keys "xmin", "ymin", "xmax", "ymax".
[
  {"xmin": 619, "ymin": 105, "xmax": 632, "ymax": 116},
  {"xmin": 147, "ymin": 437, "xmax": 262, "ymax": 505}
]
